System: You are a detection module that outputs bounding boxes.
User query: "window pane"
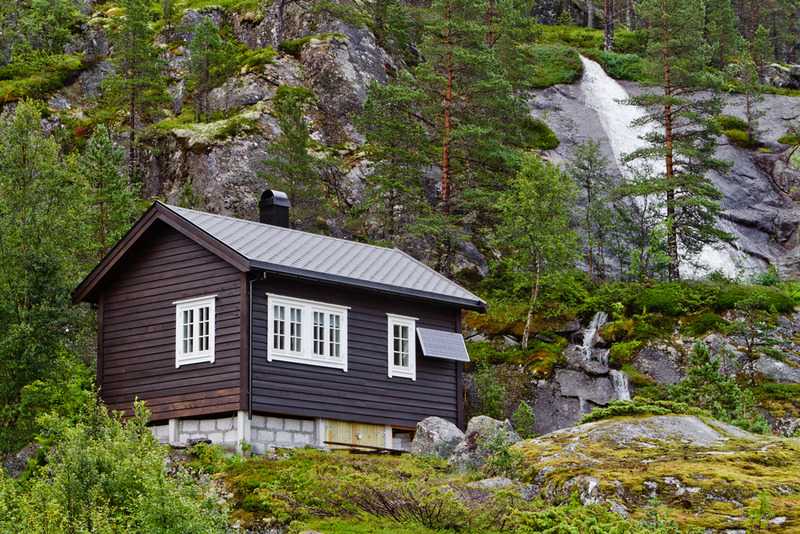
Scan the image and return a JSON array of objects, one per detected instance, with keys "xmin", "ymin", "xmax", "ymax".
[
  {"xmin": 273, "ymin": 305, "xmax": 285, "ymax": 350},
  {"xmin": 198, "ymin": 306, "xmax": 210, "ymax": 351},
  {"xmin": 290, "ymin": 308, "xmax": 302, "ymax": 352},
  {"xmin": 313, "ymin": 311, "xmax": 325, "ymax": 355},
  {"xmin": 183, "ymin": 309, "xmax": 193, "ymax": 354},
  {"xmin": 329, "ymin": 314, "xmax": 340, "ymax": 358}
]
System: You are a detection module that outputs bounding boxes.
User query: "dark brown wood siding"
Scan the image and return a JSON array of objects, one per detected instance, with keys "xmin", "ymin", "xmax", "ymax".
[
  {"xmin": 99, "ymin": 223, "xmax": 242, "ymax": 421},
  {"xmin": 251, "ymin": 277, "xmax": 462, "ymax": 428}
]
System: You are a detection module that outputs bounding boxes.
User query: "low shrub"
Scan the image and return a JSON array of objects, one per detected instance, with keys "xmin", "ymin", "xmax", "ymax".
[
  {"xmin": 777, "ymin": 133, "xmax": 799, "ymax": 145},
  {"xmin": 714, "ymin": 285, "xmax": 794, "ymax": 313},
  {"xmin": 537, "ymin": 24, "xmax": 603, "ymax": 48},
  {"xmin": 682, "ymin": 311, "xmax": 729, "ymax": 336},
  {"xmin": 609, "ymin": 340, "xmax": 643, "ymax": 366},
  {"xmin": 0, "ymin": 54, "xmax": 88, "ymax": 103},
  {"xmin": 724, "ymin": 128, "xmax": 753, "ymax": 148},
  {"xmin": 715, "ymin": 115, "xmax": 749, "ymax": 131},
  {"xmin": 274, "ymin": 85, "xmax": 316, "ymax": 105},
  {"xmin": 580, "ymin": 396, "xmax": 711, "ymax": 424},
  {"xmin": 519, "ymin": 116, "xmax": 559, "ymax": 149},
  {"xmin": 525, "ymin": 44, "xmax": 582, "ymax": 88},
  {"xmin": 239, "ymin": 46, "xmax": 277, "ymax": 71},
  {"xmin": 583, "ymin": 50, "xmax": 646, "ymax": 81},
  {"xmin": 278, "ymin": 33, "xmax": 346, "ymax": 58}
]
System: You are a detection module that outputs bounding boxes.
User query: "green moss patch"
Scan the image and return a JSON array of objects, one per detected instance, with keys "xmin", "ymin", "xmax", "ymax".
[
  {"xmin": 517, "ymin": 415, "xmax": 800, "ymax": 531},
  {"xmin": 0, "ymin": 54, "xmax": 89, "ymax": 103},
  {"xmin": 519, "ymin": 115, "xmax": 559, "ymax": 149},
  {"xmin": 278, "ymin": 33, "xmax": 347, "ymax": 59},
  {"xmin": 582, "ymin": 50, "xmax": 646, "ymax": 81}
]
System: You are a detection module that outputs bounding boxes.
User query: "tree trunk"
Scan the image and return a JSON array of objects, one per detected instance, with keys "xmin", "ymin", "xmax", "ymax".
[
  {"xmin": 604, "ymin": 0, "xmax": 614, "ymax": 51},
  {"xmin": 587, "ymin": 0, "xmax": 593, "ymax": 28},
  {"xmin": 521, "ymin": 257, "xmax": 541, "ymax": 349},
  {"xmin": 662, "ymin": 19, "xmax": 679, "ymax": 282},
  {"xmin": 442, "ymin": 0, "xmax": 453, "ymax": 217}
]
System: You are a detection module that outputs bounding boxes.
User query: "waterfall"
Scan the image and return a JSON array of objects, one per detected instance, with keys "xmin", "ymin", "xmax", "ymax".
[
  {"xmin": 579, "ymin": 56, "xmax": 654, "ymax": 179},
  {"xmin": 578, "ymin": 55, "xmax": 760, "ymax": 278},
  {"xmin": 609, "ymin": 369, "xmax": 631, "ymax": 401},
  {"xmin": 577, "ymin": 311, "xmax": 609, "ymax": 367}
]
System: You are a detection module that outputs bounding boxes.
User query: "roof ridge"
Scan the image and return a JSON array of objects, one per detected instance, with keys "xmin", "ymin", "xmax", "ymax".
[{"xmin": 165, "ymin": 203, "xmax": 401, "ymax": 253}]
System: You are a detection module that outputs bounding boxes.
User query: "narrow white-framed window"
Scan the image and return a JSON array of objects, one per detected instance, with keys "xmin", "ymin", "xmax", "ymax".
[
  {"xmin": 267, "ymin": 294, "xmax": 348, "ymax": 371},
  {"xmin": 174, "ymin": 295, "xmax": 216, "ymax": 368},
  {"xmin": 387, "ymin": 314, "xmax": 416, "ymax": 380}
]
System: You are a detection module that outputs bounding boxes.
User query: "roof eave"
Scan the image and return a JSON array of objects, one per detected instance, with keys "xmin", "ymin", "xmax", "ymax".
[{"xmin": 250, "ymin": 260, "xmax": 487, "ymax": 312}]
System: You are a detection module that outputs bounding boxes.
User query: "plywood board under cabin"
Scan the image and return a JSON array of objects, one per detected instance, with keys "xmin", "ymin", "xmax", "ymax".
[{"xmin": 324, "ymin": 419, "xmax": 390, "ymax": 448}]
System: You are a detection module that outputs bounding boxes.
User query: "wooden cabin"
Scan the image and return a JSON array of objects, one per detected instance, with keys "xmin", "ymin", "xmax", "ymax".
[{"xmin": 73, "ymin": 192, "xmax": 486, "ymax": 453}]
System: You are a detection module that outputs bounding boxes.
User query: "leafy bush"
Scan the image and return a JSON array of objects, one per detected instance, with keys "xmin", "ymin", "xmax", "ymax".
[
  {"xmin": 0, "ymin": 402, "xmax": 229, "ymax": 533},
  {"xmin": 777, "ymin": 133, "xmax": 799, "ymax": 145},
  {"xmin": 526, "ymin": 45, "xmax": 582, "ymax": 88},
  {"xmin": 468, "ymin": 363, "xmax": 507, "ymax": 420},
  {"xmin": 634, "ymin": 283, "xmax": 719, "ymax": 316},
  {"xmin": 609, "ymin": 340, "xmax": 643, "ymax": 365},
  {"xmin": 614, "ymin": 29, "xmax": 648, "ymax": 55},
  {"xmin": 537, "ymin": 25, "xmax": 603, "ymax": 48}
]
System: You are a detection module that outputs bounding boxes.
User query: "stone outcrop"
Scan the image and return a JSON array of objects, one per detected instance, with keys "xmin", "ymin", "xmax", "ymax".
[
  {"xmin": 516, "ymin": 415, "xmax": 800, "ymax": 531},
  {"xmin": 410, "ymin": 416, "xmax": 465, "ymax": 460},
  {"xmin": 447, "ymin": 416, "xmax": 521, "ymax": 473}
]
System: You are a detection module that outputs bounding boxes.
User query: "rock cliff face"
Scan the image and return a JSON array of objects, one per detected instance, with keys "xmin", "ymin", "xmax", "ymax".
[{"xmin": 529, "ymin": 73, "xmax": 800, "ymax": 279}]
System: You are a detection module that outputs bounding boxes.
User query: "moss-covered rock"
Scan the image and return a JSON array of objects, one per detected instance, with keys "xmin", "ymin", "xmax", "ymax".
[{"xmin": 516, "ymin": 415, "xmax": 800, "ymax": 532}]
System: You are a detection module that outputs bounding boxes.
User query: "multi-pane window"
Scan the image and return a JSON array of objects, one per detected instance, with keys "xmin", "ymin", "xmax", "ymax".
[
  {"xmin": 174, "ymin": 295, "xmax": 216, "ymax": 368},
  {"xmin": 267, "ymin": 295, "xmax": 348, "ymax": 371},
  {"xmin": 387, "ymin": 314, "xmax": 416, "ymax": 380}
]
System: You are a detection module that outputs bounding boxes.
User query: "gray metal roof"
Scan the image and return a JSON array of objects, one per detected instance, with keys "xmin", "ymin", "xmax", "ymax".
[{"xmin": 162, "ymin": 203, "xmax": 486, "ymax": 311}]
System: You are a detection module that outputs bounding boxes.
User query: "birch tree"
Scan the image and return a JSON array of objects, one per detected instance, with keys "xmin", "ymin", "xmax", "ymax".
[{"xmin": 496, "ymin": 155, "xmax": 578, "ymax": 349}]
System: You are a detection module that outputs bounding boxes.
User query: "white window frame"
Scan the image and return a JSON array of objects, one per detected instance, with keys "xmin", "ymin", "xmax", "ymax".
[
  {"xmin": 387, "ymin": 313, "xmax": 417, "ymax": 381},
  {"xmin": 174, "ymin": 295, "xmax": 217, "ymax": 368},
  {"xmin": 267, "ymin": 294, "xmax": 348, "ymax": 371}
]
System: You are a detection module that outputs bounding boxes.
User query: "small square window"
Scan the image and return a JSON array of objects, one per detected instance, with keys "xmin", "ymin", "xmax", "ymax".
[
  {"xmin": 387, "ymin": 314, "xmax": 416, "ymax": 380},
  {"xmin": 174, "ymin": 295, "xmax": 216, "ymax": 368}
]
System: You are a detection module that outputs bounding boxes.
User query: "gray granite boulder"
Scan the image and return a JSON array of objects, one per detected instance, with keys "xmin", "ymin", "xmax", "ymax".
[
  {"xmin": 447, "ymin": 416, "xmax": 521, "ymax": 473},
  {"xmin": 410, "ymin": 416, "xmax": 464, "ymax": 460}
]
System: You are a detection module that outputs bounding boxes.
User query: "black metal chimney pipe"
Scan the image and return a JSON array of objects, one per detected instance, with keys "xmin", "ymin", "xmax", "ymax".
[{"xmin": 259, "ymin": 190, "xmax": 290, "ymax": 228}]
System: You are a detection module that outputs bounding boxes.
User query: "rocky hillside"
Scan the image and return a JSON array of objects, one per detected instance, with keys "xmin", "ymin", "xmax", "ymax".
[{"xmin": 517, "ymin": 414, "xmax": 800, "ymax": 532}]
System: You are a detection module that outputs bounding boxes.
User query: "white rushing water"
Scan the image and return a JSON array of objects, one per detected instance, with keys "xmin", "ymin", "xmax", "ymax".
[
  {"xmin": 609, "ymin": 370, "xmax": 631, "ymax": 401},
  {"xmin": 579, "ymin": 56, "xmax": 760, "ymax": 278},
  {"xmin": 571, "ymin": 311, "xmax": 630, "ymax": 402}
]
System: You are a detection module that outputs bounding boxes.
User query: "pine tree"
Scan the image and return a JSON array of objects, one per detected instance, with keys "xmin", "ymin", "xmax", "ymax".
[
  {"xmin": 495, "ymin": 155, "xmax": 578, "ymax": 348},
  {"xmin": 356, "ymin": 79, "xmax": 430, "ymax": 245},
  {"xmin": 103, "ymin": 0, "xmax": 167, "ymax": 177},
  {"xmin": 705, "ymin": 0, "xmax": 738, "ymax": 70},
  {"xmin": 567, "ymin": 139, "xmax": 615, "ymax": 280},
  {"xmin": 71, "ymin": 125, "xmax": 143, "ymax": 264},
  {"xmin": 623, "ymin": 0, "xmax": 732, "ymax": 281},
  {"xmin": 258, "ymin": 92, "xmax": 329, "ymax": 229},
  {"xmin": 186, "ymin": 17, "xmax": 235, "ymax": 123}
]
